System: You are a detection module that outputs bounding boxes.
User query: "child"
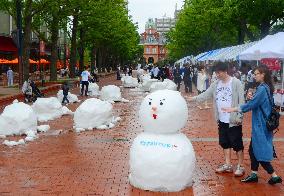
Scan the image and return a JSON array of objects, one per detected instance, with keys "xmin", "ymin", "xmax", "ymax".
[{"xmin": 62, "ymin": 82, "xmax": 69, "ymax": 104}]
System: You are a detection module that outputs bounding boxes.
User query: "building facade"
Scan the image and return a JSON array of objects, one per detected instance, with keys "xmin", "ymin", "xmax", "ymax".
[{"xmin": 140, "ymin": 18, "xmax": 167, "ymax": 64}]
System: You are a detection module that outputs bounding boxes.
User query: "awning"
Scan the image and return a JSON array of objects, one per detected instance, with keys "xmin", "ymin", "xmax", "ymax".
[{"xmin": 0, "ymin": 36, "xmax": 17, "ymax": 53}]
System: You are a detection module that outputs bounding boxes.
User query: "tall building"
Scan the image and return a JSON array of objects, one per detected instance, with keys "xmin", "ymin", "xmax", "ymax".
[
  {"xmin": 155, "ymin": 5, "xmax": 180, "ymax": 35},
  {"xmin": 139, "ymin": 18, "xmax": 167, "ymax": 64}
]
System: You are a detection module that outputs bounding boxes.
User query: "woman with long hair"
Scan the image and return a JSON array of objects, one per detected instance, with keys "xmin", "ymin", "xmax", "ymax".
[{"xmin": 222, "ymin": 65, "xmax": 282, "ymax": 185}]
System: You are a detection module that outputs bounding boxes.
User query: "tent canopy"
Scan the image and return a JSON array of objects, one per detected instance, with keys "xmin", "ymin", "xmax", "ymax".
[{"xmin": 239, "ymin": 32, "xmax": 284, "ymax": 60}]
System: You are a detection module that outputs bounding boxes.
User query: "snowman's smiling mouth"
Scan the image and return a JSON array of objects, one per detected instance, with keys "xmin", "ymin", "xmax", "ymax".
[{"xmin": 152, "ymin": 113, "xmax": 157, "ymax": 119}]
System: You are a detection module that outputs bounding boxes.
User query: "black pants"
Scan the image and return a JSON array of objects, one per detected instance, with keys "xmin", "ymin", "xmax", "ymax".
[
  {"xmin": 184, "ymin": 80, "xmax": 192, "ymax": 93},
  {"xmin": 62, "ymin": 95, "xmax": 69, "ymax": 104},
  {"xmin": 174, "ymin": 79, "xmax": 181, "ymax": 91},
  {"xmin": 81, "ymin": 81, "xmax": 89, "ymax": 96},
  {"xmin": 218, "ymin": 121, "xmax": 244, "ymax": 152},
  {"xmin": 249, "ymin": 141, "xmax": 274, "ymax": 174}
]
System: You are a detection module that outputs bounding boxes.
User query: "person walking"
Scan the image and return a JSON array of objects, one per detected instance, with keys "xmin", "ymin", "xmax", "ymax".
[
  {"xmin": 81, "ymin": 67, "xmax": 91, "ymax": 96},
  {"xmin": 62, "ymin": 82, "xmax": 70, "ymax": 104},
  {"xmin": 7, "ymin": 67, "xmax": 14, "ymax": 86},
  {"xmin": 222, "ymin": 65, "xmax": 282, "ymax": 185},
  {"xmin": 183, "ymin": 63, "xmax": 193, "ymax": 93},
  {"xmin": 173, "ymin": 64, "xmax": 182, "ymax": 91},
  {"xmin": 189, "ymin": 62, "xmax": 245, "ymax": 177},
  {"xmin": 196, "ymin": 65, "xmax": 210, "ymax": 109}
]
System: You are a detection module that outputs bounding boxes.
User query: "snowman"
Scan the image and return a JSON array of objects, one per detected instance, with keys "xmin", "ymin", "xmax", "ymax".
[{"xmin": 129, "ymin": 89, "xmax": 196, "ymax": 192}]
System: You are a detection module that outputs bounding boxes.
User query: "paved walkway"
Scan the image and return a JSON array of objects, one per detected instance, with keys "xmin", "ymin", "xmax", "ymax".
[{"xmin": 0, "ymin": 76, "xmax": 283, "ymax": 195}]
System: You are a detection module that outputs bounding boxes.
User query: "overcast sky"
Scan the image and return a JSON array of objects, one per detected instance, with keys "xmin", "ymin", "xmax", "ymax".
[{"xmin": 128, "ymin": 0, "xmax": 184, "ymax": 34}]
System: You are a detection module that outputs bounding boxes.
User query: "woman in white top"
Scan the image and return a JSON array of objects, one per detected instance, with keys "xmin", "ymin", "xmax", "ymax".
[{"xmin": 196, "ymin": 65, "xmax": 210, "ymax": 109}]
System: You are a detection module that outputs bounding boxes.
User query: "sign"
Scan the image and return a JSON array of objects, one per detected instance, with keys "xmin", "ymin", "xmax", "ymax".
[{"xmin": 261, "ymin": 58, "xmax": 281, "ymax": 71}]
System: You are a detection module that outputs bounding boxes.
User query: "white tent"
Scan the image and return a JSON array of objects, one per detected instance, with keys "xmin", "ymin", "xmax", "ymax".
[
  {"xmin": 239, "ymin": 32, "xmax": 284, "ymax": 114},
  {"xmin": 239, "ymin": 32, "xmax": 284, "ymax": 60}
]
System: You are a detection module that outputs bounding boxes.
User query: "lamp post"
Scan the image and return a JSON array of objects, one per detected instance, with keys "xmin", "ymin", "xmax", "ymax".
[{"xmin": 16, "ymin": 0, "xmax": 23, "ymax": 88}]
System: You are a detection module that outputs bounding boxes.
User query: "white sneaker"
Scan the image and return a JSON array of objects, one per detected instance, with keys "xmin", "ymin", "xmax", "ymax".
[
  {"xmin": 234, "ymin": 165, "xmax": 245, "ymax": 177},
  {"xmin": 215, "ymin": 164, "xmax": 233, "ymax": 173}
]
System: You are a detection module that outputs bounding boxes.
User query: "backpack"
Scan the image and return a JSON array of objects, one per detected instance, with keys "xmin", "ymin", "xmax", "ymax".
[{"xmin": 259, "ymin": 84, "xmax": 280, "ymax": 133}]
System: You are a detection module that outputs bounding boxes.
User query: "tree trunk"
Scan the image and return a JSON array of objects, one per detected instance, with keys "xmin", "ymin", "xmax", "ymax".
[
  {"xmin": 90, "ymin": 46, "xmax": 96, "ymax": 71},
  {"xmin": 22, "ymin": 0, "xmax": 33, "ymax": 81},
  {"xmin": 50, "ymin": 12, "xmax": 59, "ymax": 81},
  {"xmin": 79, "ymin": 27, "xmax": 85, "ymax": 73},
  {"xmin": 260, "ymin": 20, "xmax": 270, "ymax": 38},
  {"xmin": 237, "ymin": 24, "xmax": 245, "ymax": 44},
  {"xmin": 70, "ymin": 10, "xmax": 79, "ymax": 78}
]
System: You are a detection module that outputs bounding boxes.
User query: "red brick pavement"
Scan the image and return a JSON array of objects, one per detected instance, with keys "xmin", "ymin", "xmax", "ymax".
[{"xmin": 0, "ymin": 75, "xmax": 283, "ymax": 195}]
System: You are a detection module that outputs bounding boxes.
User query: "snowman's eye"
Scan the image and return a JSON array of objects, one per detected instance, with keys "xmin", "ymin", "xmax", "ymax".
[
  {"xmin": 160, "ymin": 102, "xmax": 163, "ymax": 105},
  {"xmin": 149, "ymin": 102, "xmax": 152, "ymax": 105}
]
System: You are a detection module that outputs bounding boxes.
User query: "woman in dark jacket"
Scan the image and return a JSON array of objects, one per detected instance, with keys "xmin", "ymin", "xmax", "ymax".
[{"xmin": 222, "ymin": 65, "xmax": 282, "ymax": 185}]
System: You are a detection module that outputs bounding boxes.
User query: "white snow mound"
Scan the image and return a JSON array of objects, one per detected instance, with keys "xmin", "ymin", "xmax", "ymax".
[
  {"xmin": 100, "ymin": 85, "xmax": 122, "ymax": 102},
  {"xmin": 33, "ymin": 97, "xmax": 71, "ymax": 122},
  {"xmin": 139, "ymin": 76, "xmax": 158, "ymax": 92},
  {"xmin": 37, "ymin": 125, "xmax": 50, "ymax": 132},
  {"xmin": 129, "ymin": 132, "xmax": 196, "ymax": 192},
  {"xmin": 0, "ymin": 101, "xmax": 37, "ymax": 136},
  {"xmin": 121, "ymin": 76, "xmax": 139, "ymax": 88},
  {"xmin": 149, "ymin": 79, "xmax": 177, "ymax": 92},
  {"xmin": 57, "ymin": 90, "xmax": 79, "ymax": 103},
  {"xmin": 74, "ymin": 98, "xmax": 115, "ymax": 130},
  {"xmin": 88, "ymin": 82, "xmax": 100, "ymax": 96},
  {"xmin": 3, "ymin": 139, "xmax": 25, "ymax": 146}
]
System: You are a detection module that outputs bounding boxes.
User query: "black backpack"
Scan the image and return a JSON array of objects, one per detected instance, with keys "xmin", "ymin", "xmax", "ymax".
[{"xmin": 259, "ymin": 84, "xmax": 280, "ymax": 133}]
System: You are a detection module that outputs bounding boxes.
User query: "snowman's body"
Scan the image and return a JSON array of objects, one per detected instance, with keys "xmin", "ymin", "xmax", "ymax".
[{"xmin": 129, "ymin": 90, "xmax": 196, "ymax": 192}]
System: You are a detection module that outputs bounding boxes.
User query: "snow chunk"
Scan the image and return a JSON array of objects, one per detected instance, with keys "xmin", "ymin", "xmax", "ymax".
[
  {"xmin": 25, "ymin": 130, "xmax": 38, "ymax": 142},
  {"xmin": 0, "ymin": 102, "xmax": 37, "ymax": 136},
  {"xmin": 88, "ymin": 82, "xmax": 100, "ymax": 96},
  {"xmin": 129, "ymin": 132, "xmax": 196, "ymax": 192},
  {"xmin": 57, "ymin": 90, "xmax": 79, "ymax": 103},
  {"xmin": 3, "ymin": 139, "xmax": 25, "ymax": 146},
  {"xmin": 100, "ymin": 85, "xmax": 122, "ymax": 102},
  {"xmin": 74, "ymin": 98, "xmax": 115, "ymax": 130},
  {"xmin": 149, "ymin": 79, "xmax": 177, "ymax": 92},
  {"xmin": 139, "ymin": 76, "xmax": 159, "ymax": 92},
  {"xmin": 33, "ymin": 97, "xmax": 72, "ymax": 122},
  {"xmin": 121, "ymin": 76, "xmax": 139, "ymax": 88},
  {"xmin": 37, "ymin": 125, "xmax": 50, "ymax": 132},
  {"xmin": 62, "ymin": 106, "xmax": 73, "ymax": 115}
]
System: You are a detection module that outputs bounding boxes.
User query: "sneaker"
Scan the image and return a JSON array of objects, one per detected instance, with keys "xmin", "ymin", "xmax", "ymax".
[
  {"xmin": 215, "ymin": 164, "xmax": 233, "ymax": 173},
  {"xmin": 241, "ymin": 173, "xmax": 258, "ymax": 183},
  {"xmin": 234, "ymin": 165, "xmax": 245, "ymax": 177},
  {"xmin": 268, "ymin": 176, "xmax": 282, "ymax": 185}
]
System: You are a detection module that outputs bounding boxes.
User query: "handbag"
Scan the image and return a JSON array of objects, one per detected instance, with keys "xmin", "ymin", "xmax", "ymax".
[{"xmin": 259, "ymin": 84, "xmax": 280, "ymax": 133}]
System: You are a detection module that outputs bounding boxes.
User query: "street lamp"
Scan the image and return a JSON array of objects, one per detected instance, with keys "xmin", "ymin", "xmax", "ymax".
[{"xmin": 16, "ymin": 0, "xmax": 23, "ymax": 88}]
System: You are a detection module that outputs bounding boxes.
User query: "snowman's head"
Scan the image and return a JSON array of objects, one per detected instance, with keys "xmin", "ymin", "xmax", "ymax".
[{"xmin": 139, "ymin": 90, "xmax": 188, "ymax": 133}]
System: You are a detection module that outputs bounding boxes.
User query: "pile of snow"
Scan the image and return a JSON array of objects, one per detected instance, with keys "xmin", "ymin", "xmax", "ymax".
[
  {"xmin": 139, "ymin": 76, "xmax": 158, "ymax": 92},
  {"xmin": 88, "ymin": 82, "xmax": 100, "ymax": 96},
  {"xmin": 57, "ymin": 90, "xmax": 79, "ymax": 103},
  {"xmin": 100, "ymin": 85, "xmax": 128, "ymax": 102},
  {"xmin": 3, "ymin": 139, "xmax": 25, "ymax": 147},
  {"xmin": 37, "ymin": 125, "xmax": 50, "ymax": 132},
  {"xmin": 121, "ymin": 75, "xmax": 139, "ymax": 88},
  {"xmin": 33, "ymin": 97, "xmax": 73, "ymax": 122},
  {"xmin": 0, "ymin": 100, "xmax": 37, "ymax": 136},
  {"xmin": 73, "ymin": 98, "xmax": 120, "ymax": 131},
  {"xmin": 25, "ymin": 130, "xmax": 38, "ymax": 142},
  {"xmin": 129, "ymin": 90, "xmax": 196, "ymax": 192},
  {"xmin": 149, "ymin": 79, "xmax": 177, "ymax": 92}
]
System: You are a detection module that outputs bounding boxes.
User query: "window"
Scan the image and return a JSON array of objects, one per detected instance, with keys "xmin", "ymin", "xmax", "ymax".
[
  {"xmin": 152, "ymin": 48, "xmax": 157, "ymax": 53},
  {"xmin": 146, "ymin": 48, "xmax": 150, "ymax": 53}
]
